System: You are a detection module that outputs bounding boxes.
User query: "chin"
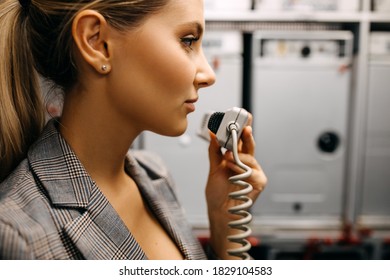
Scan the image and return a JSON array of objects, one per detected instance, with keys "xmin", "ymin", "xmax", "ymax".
[
  {"xmin": 158, "ymin": 120, "xmax": 188, "ymax": 137},
  {"xmin": 169, "ymin": 126, "xmax": 187, "ymax": 137},
  {"xmin": 173, "ymin": 121, "xmax": 189, "ymax": 136}
]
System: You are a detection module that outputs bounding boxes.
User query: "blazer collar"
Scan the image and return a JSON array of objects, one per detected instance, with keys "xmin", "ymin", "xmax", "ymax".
[{"xmin": 28, "ymin": 119, "xmax": 93, "ymax": 208}]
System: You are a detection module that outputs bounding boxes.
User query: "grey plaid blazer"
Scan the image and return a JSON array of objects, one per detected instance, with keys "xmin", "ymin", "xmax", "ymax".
[{"xmin": 0, "ymin": 119, "xmax": 207, "ymax": 260}]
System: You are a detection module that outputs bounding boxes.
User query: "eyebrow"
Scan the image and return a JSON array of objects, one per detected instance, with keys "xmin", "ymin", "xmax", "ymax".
[{"xmin": 178, "ymin": 22, "xmax": 204, "ymax": 37}]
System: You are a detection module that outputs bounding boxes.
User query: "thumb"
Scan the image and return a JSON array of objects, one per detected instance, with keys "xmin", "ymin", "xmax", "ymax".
[{"xmin": 208, "ymin": 132, "xmax": 223, "ymax": 168}]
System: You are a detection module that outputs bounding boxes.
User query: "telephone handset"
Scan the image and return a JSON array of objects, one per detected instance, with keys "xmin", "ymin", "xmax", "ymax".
[{"xmin": 198, "ymin": 107, "xmax": 253, "ymax": 260}]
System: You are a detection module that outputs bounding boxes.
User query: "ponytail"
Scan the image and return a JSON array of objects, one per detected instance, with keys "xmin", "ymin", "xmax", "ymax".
[{"xmin": 0, "ymin": 0, "xmax": 45, "ymax": 182}]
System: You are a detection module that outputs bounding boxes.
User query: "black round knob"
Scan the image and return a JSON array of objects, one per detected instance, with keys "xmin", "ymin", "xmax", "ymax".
[
  {"xmin": 318, "ymin": 132, "xmax": 340, "ymax": 153},
  {"xmin": 293, "ymin": 202, "xmax": 303, "ymax": 213},
  {"xmin": 301, "ymin": 46, "xmax": 311, "ymax": 58}
]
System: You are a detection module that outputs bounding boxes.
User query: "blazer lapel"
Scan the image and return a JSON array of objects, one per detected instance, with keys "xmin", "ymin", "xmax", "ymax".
[
  {"xmin": 28, "ymin": 119, "xmax": 146, "ymax": 260},
  {"xmin": 62, "ymin": 184, "xmax": 146, "ymax": 260}
]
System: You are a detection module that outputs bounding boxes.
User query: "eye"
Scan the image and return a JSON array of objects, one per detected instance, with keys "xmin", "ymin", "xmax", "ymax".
[{"xmin": 181, "ymin": 36, "xmax": 199, "ymax": 49}]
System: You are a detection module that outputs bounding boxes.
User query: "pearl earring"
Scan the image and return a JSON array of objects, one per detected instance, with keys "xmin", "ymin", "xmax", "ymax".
[{"xmin": 101, "ymin": 65, "xmax": 108, "ymax": 72}]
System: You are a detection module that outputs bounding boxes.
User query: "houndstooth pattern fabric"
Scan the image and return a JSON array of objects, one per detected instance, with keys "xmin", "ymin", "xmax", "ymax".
[{"xmin": 0, "ymin": 119, "xmax": 207, "ymax": 260}]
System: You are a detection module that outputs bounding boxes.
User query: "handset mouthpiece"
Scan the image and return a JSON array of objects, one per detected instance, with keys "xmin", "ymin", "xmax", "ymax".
[
  {"xmin": 207, "ymin": 107, "xmax": 249, "ymax": 150},
  {"xmin": 207, "ymin": 112, "xmax": 225, "ymax": 134}
]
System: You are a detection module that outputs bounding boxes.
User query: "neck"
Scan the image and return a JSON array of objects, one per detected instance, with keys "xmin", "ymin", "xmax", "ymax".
[{"xmin": 58, "ymin": 87, "xmax": 141, "ymax": 190}]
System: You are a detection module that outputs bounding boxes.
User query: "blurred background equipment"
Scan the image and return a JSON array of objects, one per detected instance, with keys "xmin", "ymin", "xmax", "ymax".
[
  {"xmin": 251, "ymin": 30, "xmax": 353, "ymax": 229},
  {"xmin": 358, "ymin": 32, "xmax": 390, "ymax": 229}
]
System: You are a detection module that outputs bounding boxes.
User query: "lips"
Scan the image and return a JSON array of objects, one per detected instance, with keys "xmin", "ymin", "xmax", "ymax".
[
  {"xmin": 185, "ymin": 97, "xmax": 198, "ymax": 104},
  {"xmin": 184, "ymin": 97, "xmax": 198, "ymax": 112}
]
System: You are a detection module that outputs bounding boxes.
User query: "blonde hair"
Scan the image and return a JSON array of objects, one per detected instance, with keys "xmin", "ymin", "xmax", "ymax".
[{"xmin": 0, "ymin": 0, "xmax": 168, "ymax": 182}]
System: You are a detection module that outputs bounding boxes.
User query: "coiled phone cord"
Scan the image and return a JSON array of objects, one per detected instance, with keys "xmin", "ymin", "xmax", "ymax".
[{"xmin": 226, "ymin": 123, "xmax": 253, "ymax": 260}]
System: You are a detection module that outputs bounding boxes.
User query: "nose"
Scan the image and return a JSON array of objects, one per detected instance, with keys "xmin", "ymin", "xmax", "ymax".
[{"xmin": 195, "ymin": 49, "xmax": 216, "ymax": 89}]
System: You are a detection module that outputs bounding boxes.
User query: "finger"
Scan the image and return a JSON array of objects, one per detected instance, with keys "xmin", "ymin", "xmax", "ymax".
[
  {"xmin": 240, "ymin": 126, "xmax": 256, "ymax": 156},
  {"xmin": 246, "ymin": 112, "xmax": 253, "ymax": 127},
  {"xmin": 208, "ymin": 132, "xmax": 223, "ymax": 169},
  {"xmin": 237, "ymin": 113, "xmax": 252, "ymax": 150},
  {"xmin": 223, "ymin": 150, "xmax": 234, "ymax": 161},
  {"xmin": 226, "ymin": 162, "xmax": 267, "ymax": 198},
  {"xmin": 224, "ymin": 145, "xmax": 259, "ymax": 170},
  {"xmin": 225, "ymin": 153, "xmax": 260, "ymax": 173}
]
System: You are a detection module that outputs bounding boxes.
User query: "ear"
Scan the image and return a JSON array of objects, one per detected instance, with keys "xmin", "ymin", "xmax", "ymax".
[{"xmin": 72, "ymin": 10, "xmax": 112, "ymax": 74}]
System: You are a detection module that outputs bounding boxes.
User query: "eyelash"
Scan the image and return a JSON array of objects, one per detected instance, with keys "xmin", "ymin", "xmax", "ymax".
[{"xmin": 181, "ymin": 36, "xmax": 200, "ymax": 50}]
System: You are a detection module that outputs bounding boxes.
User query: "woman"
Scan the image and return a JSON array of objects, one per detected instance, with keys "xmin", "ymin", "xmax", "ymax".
[{"xmin": 0, "ymin": 0, "xmax": 267, "ymax": 259}]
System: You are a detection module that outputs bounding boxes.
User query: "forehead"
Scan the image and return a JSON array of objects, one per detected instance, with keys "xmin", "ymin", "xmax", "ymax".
[{"xmin": 149, "ymin": 0, "xmax": 205, "ymax": 30}]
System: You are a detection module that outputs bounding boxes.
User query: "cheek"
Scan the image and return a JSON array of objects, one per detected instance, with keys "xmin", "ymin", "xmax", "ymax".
[
  {"xmin": 138, "ymin": 46, "xmax": 195, "ymax": 96},
  {"xmin": 107, "ymin": 36, "xmax": 195, "ymax": 134},
  {"xmin": 114, "ymin": 30, "xmax": 196, "ymax": 98}
]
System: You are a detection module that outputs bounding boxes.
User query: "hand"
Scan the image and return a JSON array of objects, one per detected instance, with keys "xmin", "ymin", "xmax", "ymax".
[{"xmin": 205, "ymin": 114, "xmax": 267, "ymax": 259}]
